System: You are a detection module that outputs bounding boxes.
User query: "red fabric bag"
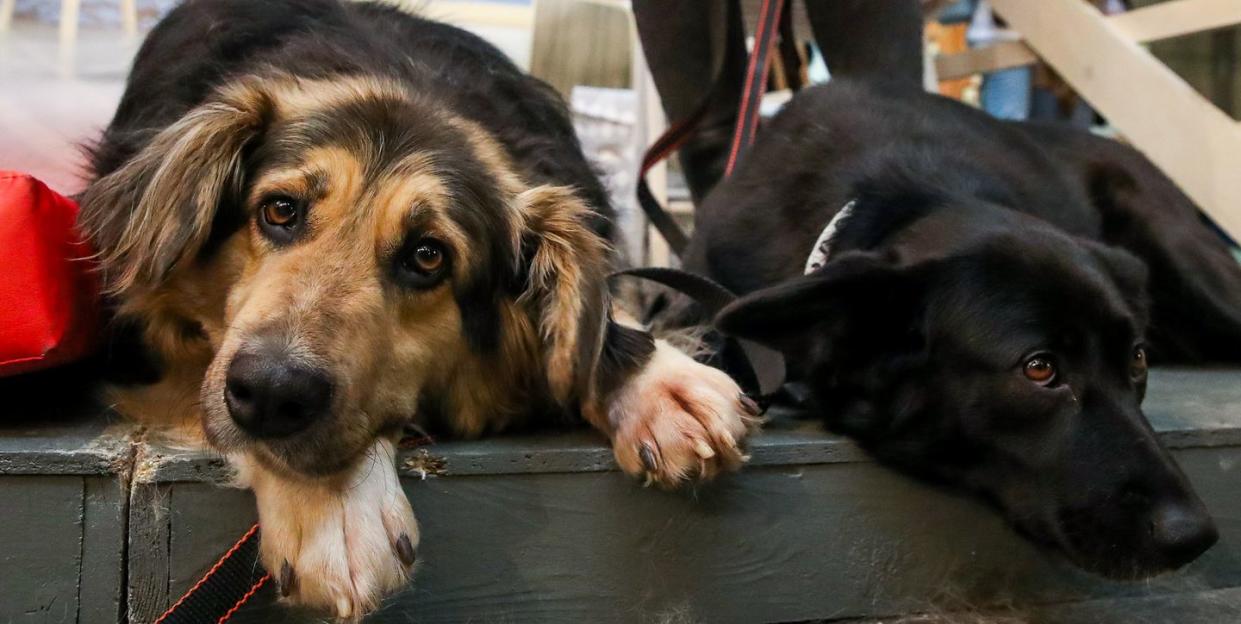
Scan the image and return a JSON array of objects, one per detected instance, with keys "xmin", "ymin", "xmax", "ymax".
[{"xmin": 0, "ymin": 171, "xmax": 101, "ymax": 376}]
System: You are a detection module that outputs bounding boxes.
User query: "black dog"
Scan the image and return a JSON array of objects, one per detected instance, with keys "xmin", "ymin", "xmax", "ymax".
[{"xmin": 669, "ymin": 76, "xmax": 1241, "ymax": 579}]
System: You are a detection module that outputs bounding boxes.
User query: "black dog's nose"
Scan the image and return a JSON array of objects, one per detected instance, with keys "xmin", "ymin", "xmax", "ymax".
[
  {"xmin": 1150, "ymin": 501, "xmax": 1219, "ymax": 567},
  {"xmin": 224, "ymin": 352, "xmax": 333, "ymax": 438}
]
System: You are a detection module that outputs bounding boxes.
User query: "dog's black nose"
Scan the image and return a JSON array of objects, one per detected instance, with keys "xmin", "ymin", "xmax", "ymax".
[
  {"xmin": 1149, "ymin": 501, "xmax": 1218, "ymax": 567},
  {"xmin": 224, "ymin": 352, "xmax": 333, "ymax": 438}
]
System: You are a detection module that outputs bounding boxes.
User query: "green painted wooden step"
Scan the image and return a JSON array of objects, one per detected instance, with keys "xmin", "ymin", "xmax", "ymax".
[{"xmin": 1, "ymin": 368, "xmax": 1239, "ymax": 623}]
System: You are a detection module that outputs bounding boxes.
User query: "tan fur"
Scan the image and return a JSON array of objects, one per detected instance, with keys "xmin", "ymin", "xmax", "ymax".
[
  {"xmin": 82, "ymin": 83, "xmax": 268, "ymax": 297},
  {"xmin": 515, "ymin": 185, "xmax": 612, "ymax": 404}
]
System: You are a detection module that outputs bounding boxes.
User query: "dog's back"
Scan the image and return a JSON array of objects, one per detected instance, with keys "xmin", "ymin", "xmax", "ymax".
[
  {"xmin": 684, "ymin": 80, "xmax": 1102, "ymax": 293},
  {"xmin": 91, "ymin": 0, "xmax": 613, "ymax": 237}
]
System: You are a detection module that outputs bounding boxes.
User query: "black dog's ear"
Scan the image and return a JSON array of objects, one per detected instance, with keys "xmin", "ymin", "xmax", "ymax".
[
  {"xmin": 79, "ymin": 78, "xmax": 273, "ymax": 298},
  {"xmin": 1082, "ymin": 240, "xmax": 1150, "ymax": 319},
  {"xmin": 715, "ymin": 252, "xmax": 930, "ymax": 354},
  {"xmin": 1085, "ymin": 154, "xmax": 1241, "ymax": 361}
]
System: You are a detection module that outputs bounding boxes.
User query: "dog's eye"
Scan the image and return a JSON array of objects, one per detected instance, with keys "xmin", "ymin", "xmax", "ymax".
[
  {"xmin": 1023, "ymin": 355, "xmax": 1057, "ymax": 385},
  {"xmin": 261, "ymin": 197, "xmax": 300, "ymax": 228},
  {"xmin": 1131, "ymin": 346, "xmax": 1148, "ymax": 379},
  {"xmin": 396, "ymin": 238, "xmax": 449, "ymax": 288},
  {"xmin": 409, "ymin": 243, "xmax": 444, "ymax": 273},
  {"xmin": 257, "ymin": 196, "xmax": 305, "ymax": 244}
]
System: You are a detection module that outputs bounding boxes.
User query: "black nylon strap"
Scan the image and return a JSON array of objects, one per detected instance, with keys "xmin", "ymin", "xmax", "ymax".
[
  {"xmin": 154, "ymin": 524, "xmax": 268, "ymax": 624},
  {"xmin": 613, "ymin": 268, "xmax": 786, "ymax": 398},
  {"xmin": 615, "ymin": 267, "xmax": 738, "ymax": 315},
  {"xmin": 637, "ymin": 175, "xmax": 692, "ymax": 256}
]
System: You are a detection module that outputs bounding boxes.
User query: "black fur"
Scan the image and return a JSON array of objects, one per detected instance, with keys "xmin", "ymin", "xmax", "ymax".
[
  {"xmin": 91, "ymin": 0, "xmax": 611, "ymax": 228},
  {"xmin": 594, "ymin": 319, "xmax": 658, "ymax": 400},
  {"xmin": 688, "ymin": 79, "xmax": 1239, "ymax": 579}
]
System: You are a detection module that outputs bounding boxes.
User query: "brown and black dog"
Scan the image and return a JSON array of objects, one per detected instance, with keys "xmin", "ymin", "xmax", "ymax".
[{"xmin": 79, "ymin": 0, "xmax": 757, "ymax": 617}]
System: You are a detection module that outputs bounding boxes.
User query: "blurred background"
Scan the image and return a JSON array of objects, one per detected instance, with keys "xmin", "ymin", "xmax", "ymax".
[{"xmin": 2, "ymin": 0, "xmax": 1239, "ymax": 264}]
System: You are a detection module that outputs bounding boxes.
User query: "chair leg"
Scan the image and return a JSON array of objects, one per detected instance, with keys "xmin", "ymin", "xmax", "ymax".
[
  {"xmin": 58, "ymin": 0, "xmax": 80, "ymax": 77},
  {"xmin": 0, "ymin": 0, "xmax": 16, "ymax": 33},
  {"xmin": 120, "ymin": 0, "xmax": 137, "ymax": 38}
]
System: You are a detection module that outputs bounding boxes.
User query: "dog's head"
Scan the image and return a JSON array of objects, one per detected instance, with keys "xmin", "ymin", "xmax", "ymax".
[
  {"xmin": 80, "ymin": 75, "xmax": 612, "ymax": 477},
  {"xmin": 716, "ymin": 197, "xmax": 1217, "ymax": 578}
]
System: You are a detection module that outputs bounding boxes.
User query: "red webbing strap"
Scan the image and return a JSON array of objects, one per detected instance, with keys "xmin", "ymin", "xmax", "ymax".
[
  {"xmin": 153, "ymin": 523, "xmax": 270, "ymax": 624},
  {"xmin": 637, "ymin": 0, "xmax": 787, "ymax": 258},
  {"xmin": 636, "ymin": 103, "xmax": 709, "ymax": 256},
  {"xmin": 724, "ymin": 0, "xmax": 786, "ymax": 177}
]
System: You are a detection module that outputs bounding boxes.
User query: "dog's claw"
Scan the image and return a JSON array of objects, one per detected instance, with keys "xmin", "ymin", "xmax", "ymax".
[
  {"xmin": 739, "ymin": 392, "xmax": 761, "ymax": 416},
  {"xmin": 279, "ymin": 559, "xmax": 294, "ymax": 597},
  {"xmin": 336, "ymin": 597, "xmax": 353, "ymax": 619},
  {"xmin": 693, "ymin": 440, "xmax": 716, "ymax": 459},
  {"xmin": 396, "ymin": 533, "xmax": 416, "ymax": 567},
  {"xmin": 639, "ymin": 443, "xmax": 658, "ymax": 472}
]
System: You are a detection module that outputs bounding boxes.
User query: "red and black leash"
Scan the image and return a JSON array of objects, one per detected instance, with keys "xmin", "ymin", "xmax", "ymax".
[
  {"xmin": 153, "ymin": 523, "xmax": 269, "ymax": 624},
  {"xmin": 626, "ymin": 0, "xmax": 794, "ymax": 404},
  {"xmin": 636, "ymin": 0, "xmax": 787, "ymax": 258}
]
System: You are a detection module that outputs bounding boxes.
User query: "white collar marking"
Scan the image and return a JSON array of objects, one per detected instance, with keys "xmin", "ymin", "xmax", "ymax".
[{"xmin": 804, "ymin": 199, "xmax": 858, "ymax": 274}]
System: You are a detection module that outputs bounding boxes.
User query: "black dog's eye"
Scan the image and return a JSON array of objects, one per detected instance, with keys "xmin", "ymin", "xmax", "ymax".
[
  {"xmin": 1023, "ymin": 355, "xmax": 1057, "ymax": 385},
  {"xmin": 396, "ymin": 238, "xmax": 449, "ymax": 288},
  {"xmin": 258, "ymin": 195, "xmax": 304, "ymax": 243},
  {"xmin": 1131, "ymin": 346, "xmax": 1149, "ymax": 380}
]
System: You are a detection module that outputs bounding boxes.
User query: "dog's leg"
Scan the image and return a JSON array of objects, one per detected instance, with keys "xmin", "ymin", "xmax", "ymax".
[
  {"xmin": 235, "ymin": 439, "xmax": 418, "ymax": 620},
  {"xmin": 586, "ymin": 311, "xmax": 761, "ymax": 488}
]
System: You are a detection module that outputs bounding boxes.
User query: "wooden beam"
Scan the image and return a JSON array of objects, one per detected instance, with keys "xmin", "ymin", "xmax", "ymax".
[
  {"xmin": 1110, "ymin": 0, "xmax": 1241, "ymax": 44},
  {"xmin": 936, "ymin": 0, "xmax": 1241, "ymax": 81},
  {"xmin": 0, "ymin": 0, "xmax": 15, "ymax": 33},
  {"xmin": 119, "ymin": 0, "xmax": 138, "ymax": 38},
  {"xmin": 424, "ymin": 1, "xmax": 534, "ymax": 29},
  {"xmin": 935, "ymin": 40, "xmax": 1038, "ymax": 81},
  {"xmin": 990, "ymin": 0, "xmax": 1241, "ymax": 241}
]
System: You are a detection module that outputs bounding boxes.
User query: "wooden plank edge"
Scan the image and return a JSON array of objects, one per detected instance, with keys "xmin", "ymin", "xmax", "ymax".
[
  {"xmin": 131, "ymin": 425, "xmax": 1241, "ymax": 485},
  {"xmin": 0, "ymin": 434, "xmax": 134, "ymax": 476}
]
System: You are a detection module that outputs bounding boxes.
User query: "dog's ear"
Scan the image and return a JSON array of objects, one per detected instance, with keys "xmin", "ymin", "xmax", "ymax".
[
  {"xmin": 1085, "ymin": 156, "xmax": 1241, "ymax": 360},
  {"xmin": 715, "ymin": 251, "xmax": 932, "ymax": 371},
  {"xmin": 1081, "ymin": 239, "xmax": 1150, "ymax": 321},
  {"xmin": 79, "ymin": 80, "xmax": 273, "ymax": 297},
  {"xmin": 515, "ymin": 185, "xmax": 613, "ymax": 405}
]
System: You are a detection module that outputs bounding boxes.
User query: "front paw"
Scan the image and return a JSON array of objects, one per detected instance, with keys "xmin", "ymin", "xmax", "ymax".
[
  {"xmin": 246, "ymin": 441, "xmax": 419, "ymax": 621},
  {"xmin": 607, "ymin": 340, "xmax": 762, "ymax": 488}
]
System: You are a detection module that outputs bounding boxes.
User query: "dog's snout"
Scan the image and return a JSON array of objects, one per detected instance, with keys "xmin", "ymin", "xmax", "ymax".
[
  {"xmin": 224, "ymin": 351, "xmax": 333, "ymax": 438},
  {"xmin": 1149, "ymin": 500, "xmax": 1218, "ymax": 567}
]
